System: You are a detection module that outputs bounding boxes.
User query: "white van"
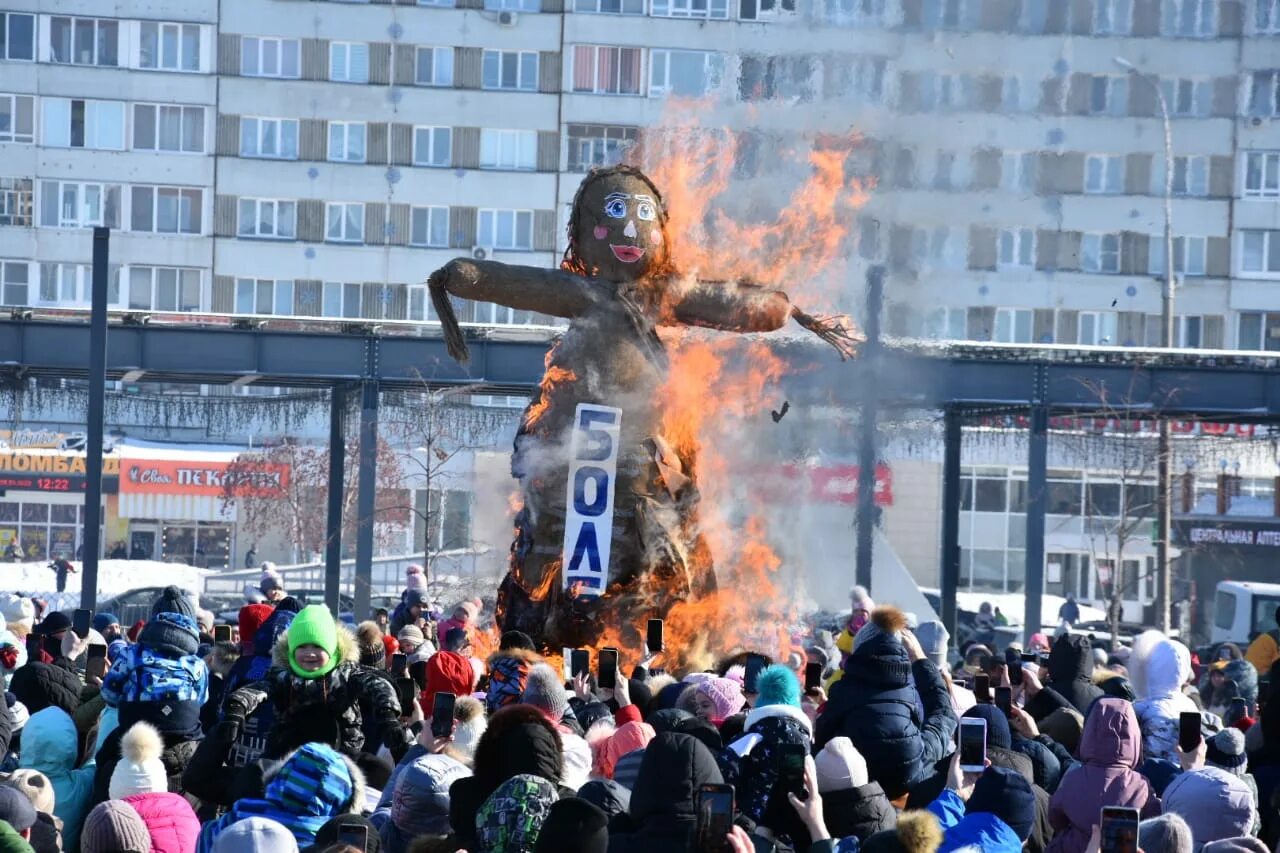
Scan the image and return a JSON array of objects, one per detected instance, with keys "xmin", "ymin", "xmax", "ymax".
[{"xmin": 1211, "ymin": 581, "xmax": 1280, "ymax": 646}]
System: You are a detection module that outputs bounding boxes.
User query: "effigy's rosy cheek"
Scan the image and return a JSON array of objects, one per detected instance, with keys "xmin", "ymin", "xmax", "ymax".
[
  {"xmin": 594, "ymin": 226, "xmax": 609, "ymax": 240},
  {"xmin": 651, "ymin": 229, "xmax": 663, "ymax": 245}
]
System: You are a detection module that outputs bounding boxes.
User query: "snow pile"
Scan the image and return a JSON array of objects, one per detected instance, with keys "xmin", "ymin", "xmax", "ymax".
[{"xmin": 2, "ymin": 560, "xmax": 211, "ymax": 609}]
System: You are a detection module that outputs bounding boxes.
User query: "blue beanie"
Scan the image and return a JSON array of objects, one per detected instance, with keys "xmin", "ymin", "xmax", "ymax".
[
  {"xmin": 966, "ymin": 766, "xmax": 1036, "ymax": 841},
  {"xmin": 93, "ymin": 613, "xmax": 119, "ymax": 633},
  {"xmin": 754, "ymin": 664, "xmax": 801, "ymax": 709}
]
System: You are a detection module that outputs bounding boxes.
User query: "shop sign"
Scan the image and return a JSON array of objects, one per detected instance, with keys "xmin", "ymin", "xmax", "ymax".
[
  {"xmin": 120, "ymin": 459, "xmax": 290, "ymax": 497},
  {"xmin": 775, "ymin": 463, "xmax": 895, "ymax": 506},
  {"xmin": 0, "ymin": 450, "xmax": 120, "ymax": 493},
  {"xmin": 0, "ymin": 430, "xmax": 116, "ymax": 452},
  {"xmin": 1173, "ymin": 518, "xmax": 1280, "ymax": 549}
]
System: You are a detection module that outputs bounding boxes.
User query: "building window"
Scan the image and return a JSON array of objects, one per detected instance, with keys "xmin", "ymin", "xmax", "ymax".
[
  {"xmin": 1001, "ymin": 151, "xmax": 1036, "ymax": 192},
  {"xmin": 485, "ymin": 0, "xmax": 540, "ymax": 9},
  {"xmin": 479, "ymin": 129, "xmax": 536, "ymax": 170},
  {"xmin": 238, "ymin": 199, "xmax": 295, "ymax": 239},
  {"xmin": 127, "ymin": 266, "xmax": 201, "ymax": 312},
  {"xmin": 477, "ymin": 209, "xmax": 533, "ymax": 250},
  {"xmin": 133, "ymin": 104, "xmax": 205, "ymax": 153},
  {"xmin": 49, "ymin": 17, "xmax": 119, "ymax": 66},
  {"xmin": 139, "ymin": 22, "xmax": 201, "ymax": 71},
  {"xmin": 413, "ymin": 126, "xmax": 451, "ymax": 167},
  {"xmin": 240, "ymin": 117, "xmax": 299, "ymax": 159},
  {"xmin": 1094, "ymin": 0, "xmax": 1133, "ymax": 31},
  {"xmin": 567, "ymin": 124, "xmax": 637, "ymax": 172},
  {"xmin": 1251, "ymin": 71, "xmax": 1280, "ymax": 117},
  {"xmin": 817, "ymin": 0, "xmax": 887, "ymax": 26},
  {"xmin": 241, "ymin": 37, "xmax": 300, "ymax": 78},
  {"xmin": 0, "ymin": 13, "xmax": 35, "ymax": 61},
  {"xmin": 325, "ymin": 203, "xmax": 364, "ymax": 243},
  {"xmin": 39, "ymin": 181, "xmax": 122, "ymax": 229},
  {"xmin": 482, "ymin": 50, "xmax": 538, "ymax": 91},
  {"xmin": 0, "ymin": 178, "xmax": 32, "ymax": 227},
  {"xmin": 1162, "ymin": 78, "xmax": 1211, "ymax": 117},
  {"xmin": 411, "ymin": 206, "xmax": 449, "ymax": 247},
  {"xmin": 994, "ymin": 308, "xmax": 1033, "ymax": 343},
  {"xmin": 1244, "ymin": 151, "xmax": 1280, "ymax": 198},
  {"xmin": 1085, "ymin": 154, "xmax": 1125, "ymax": 194},
  {"xmin": 740, "ymin": 0, "xmax": 798, "ymax": 19},
  {"xmin": 1163, "ymin": 0, "xmax": 1216, "ymax": 34},
  {"xmin": 1172, "ymin": 155, "xmax": 1209, "ymax": 196},
  {"xmin": 1088, "ymin": 75, "xmax": 1128, "ymax": 115},
  {"xmin": 1259, "ymin": 0, "xmax": 1280, "ymax": 31},
  {"xmin": 42, "ymin": 99, "xmax": 126, "ymax": 150},
  {"xmin": 998, "ymin": 229, "xmax": 1035, "ymax": 268},
  {"xmin": 131, "ymin": 186, "xmax": 202, "ymax": 234},
  {"xmin": 738, "ymin": 55, "xmax": 815, "ymax": 102},
  {"xmin": 39, "ymin": 263, "xmax": 116, "ymax": 307},
  {"xmin": 1242, "ymin": 230, "xmax": 1280, "ymax": 275},
  {"xmin": 415, "ymin": 47, "xmax": 454, "ymax": 86},
  {"xmin": 925, "ymin": 306, "xmax": 967, "ymax": 340},
  {"xmin": 418, "ymin": 0, "xmax": 456, "ymax": 7},
  {"xmin": 1082, "ymin": 233, "xmax": 1122, "ymax": 273},
  {"xmin": 1238, "ymin": 312, "xmax": 1280, "ymax": 351},
  {"xmin": 649, "ymin": 49, "xmax": 724, "ymax": 97},
  {"xmin": 572, "ymin": 46, "xmax": 644, "ymax": 95},
  {"xmin": 0, "ymin": 94, "xmax": 34, "ymax": 143},
  {"xmin": 1078, "ymin": 311, "xmax": 1119, "ymax": 344},
  {"xmin": 0, "ymin": 260, "xmax": 29, "ymax": 306},
  {"xmin": 328, "ymin": 121, "xmax": 367, "ymax": 163},
  {"xmin": 322, "ymin": 281, "xmax": 363, "ymax": 318},
  {"xmin": 330, "ymin": 42, "xmax": 369, "ymax": 84},
  {"xmin": 1175, "ymin": 315, "xmax": 1203, "ymax": 348},
  {"xmin": 1001, "ymin": 76, "xmax": 1038, "ymax": 112},
  {"xmin": 652, "ymin": 0, "xmax": 731, "ymax": 14},
  {"xmin": 1150, "ymin": 235, "xmax": 1207, "ymax": 276},
  {"xmin": 235, "ymin": 278, "xmax": 294, "ymax": 315},
  {"xmin": 575, "ymin": 0, "xmax": 645, "ymax": 14}
]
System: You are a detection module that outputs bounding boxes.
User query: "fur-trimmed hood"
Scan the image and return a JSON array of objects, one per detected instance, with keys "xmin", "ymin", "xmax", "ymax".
[
  {"xmin": 271, "ymin": 620, "xmax": 360, "ymax": 670},
  {"xmin": 745, "ymin": 702, "xmax": 813, "ymax": 736},
  {"xmin": 485, "ymin": 646, "xmax": 542, "ymax": 668}
]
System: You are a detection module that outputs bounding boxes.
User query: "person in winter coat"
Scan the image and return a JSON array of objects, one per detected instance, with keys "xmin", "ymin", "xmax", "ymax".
[
  {"xmin": 216, "ymin": 601, "xmax": 296, "ymax": 770},
  {"xmin": 196, "ymin": 742, "xmax": 363, "ymax": 853},
  {"xmin": 484, "ymin": 632, "xmax": 541, "ymax": 713},
  {"xmin": 533, "ymin": 797, "xmax": 609, "ymax": 853},
  {"xmin": 607, "ymin": 732, "xmax": 724, "ymax": 853},
  {"xmin": 814, "ymin": 737, "xmax": 896, "ymax": 843},
  {"xmin": 388, "ymin": 565, "xmax": 431, "ymax": 639},
  {"xmin": 1245, "ymin": 605, "xmax": 1280, "ymax": 676},
  {"xmin": 1023, "ymin": 634, "xmax": 1104, "ymax": 720},
  {"xmin": 474, "ymin": 773, "xmax": 559, "ymax": 851},
  {"xmin": 419, "ymin": 649, "xmax": 476, "ymax": 719},
  {"xmin": 1130, "ymin": 630, "xmax": 1201, "ymax": 764},
  {"xmin": 18, "ymin": 707, "xmax": 94, "ymax": 852},
  {"xmin": 520, "ymin": 664, "xmax": 592, "ymax": 791},
  {"xmin": 815, "ymin": 606, "xmax": 958, "ymax": 801},
  {"xmin": 435, "ymin": 599, "xmax": 481, "ymax": 651},
  {"xmin": 4, "ymin": 770, "xmax": 60, "ymax": 853},
  {"xmin": 109, "ymin": 722, "xmax": 201, "ymax": 853},
  {"xmin": 1046, "ymin": 697, "xmax": 1159, "ymax": 852},
  {"xmin": 8, "ymin": 661, "xmax": 80, "ymax": 719},
  {"xmin": 81, "ymin": 800, "xmax": 153, "ymax": 853},
  {"xmin": 1205, "ymin": 727, "xmax": 1262, "ymax": 838},
  {"xmin": 928, "ymin": 761, "xmax": 1038, "ymax": 853},
  {"xmin": 1163, "ymin": 767, "xmax": 1256, "ymax": 849},
  {"xmin": 592, "ymin": 719, "xmax": 654, "ymax": 782},
  {"xmin": 376, "ymin": 750, "xmax": 471, "ymax": 853},
  {"xmin": 223, "ymin": 605, "xmax": 411, "ymax": 762}
]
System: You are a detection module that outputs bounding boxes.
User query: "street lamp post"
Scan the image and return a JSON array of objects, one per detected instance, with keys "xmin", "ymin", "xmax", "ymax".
[{"xmin": 1116, "ymin": 55, "xmax": 1175, "ymax": 633}]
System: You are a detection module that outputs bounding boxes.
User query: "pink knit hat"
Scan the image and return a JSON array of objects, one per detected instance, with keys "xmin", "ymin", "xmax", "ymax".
[
  {"xmin": 696, "ymin": 677, "xmax": 744, "ymax": 723},
  {"xmin": 405, "ymin": 565, "xmax": 427, "ymax": 595}
]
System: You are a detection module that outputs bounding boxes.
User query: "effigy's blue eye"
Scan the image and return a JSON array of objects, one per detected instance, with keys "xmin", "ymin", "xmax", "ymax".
[
  {"xmin": 604, "ymin": 199, "xmax": 627, "ymax": 219},
  {"xmin": 636, "ymin": 202, "xmax": 656, "ymax": 221}
]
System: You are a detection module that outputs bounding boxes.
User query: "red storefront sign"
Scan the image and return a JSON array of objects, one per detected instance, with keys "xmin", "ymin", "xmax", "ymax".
[
  {"xmin": 120, "ymin": 459, "xmax": 290, "ymax": 497},
  {"xmin": 776, "ymin": 463, "xmax": 894, "ymax": 506}
]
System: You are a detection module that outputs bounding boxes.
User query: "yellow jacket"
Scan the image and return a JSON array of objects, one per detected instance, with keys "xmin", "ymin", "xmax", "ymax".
[{"xmin": 1246, "ymin": 631, "xmax": 1279, "ymax": 676}]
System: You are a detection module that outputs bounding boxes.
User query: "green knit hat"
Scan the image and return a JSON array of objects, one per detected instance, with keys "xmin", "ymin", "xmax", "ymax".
[{"xmin": 287, "ymin": 604, "xmax": 339, "ymax": 679}]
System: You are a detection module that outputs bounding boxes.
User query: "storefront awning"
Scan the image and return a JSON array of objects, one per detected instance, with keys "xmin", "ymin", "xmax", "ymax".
[{"xmin": 117, "ymin": 492, "xmax": 235, "ymax": 523}]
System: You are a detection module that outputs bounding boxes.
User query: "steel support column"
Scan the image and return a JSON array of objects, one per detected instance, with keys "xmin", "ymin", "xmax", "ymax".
[
  {"xmin": 354, "ymin": 378, "xmax": 379, "ymax": 621},
  {"xmin": 80, "ymin": 228, "xmax": 110, "ymax": 608},
  {"xmin": 940, "ymin": 409, "xmax": 962, "ymax": 643},
  {"xmin": 324, "ymin": 386, "xmax": 347, "ymax": 616},
  {"xmin": 854, "ymin": 265, "xmax": 885, "ymax": 592},
  {"xmin": 1025, "ymin": 406, "xmax": 1049, "ymax": 642}
]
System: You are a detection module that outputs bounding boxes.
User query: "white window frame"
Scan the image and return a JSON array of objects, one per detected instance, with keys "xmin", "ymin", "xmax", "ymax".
[
  {"xmin": 649, "ymin": 49, "xmax": 724, "ymax": 97},
  {"xmin": 651, "ymin": 0, "xmax": 730, "ymax": 17},
  {"xmin": 327, "ymin": 121, "xmax": 367, "ymax": 163},
  {"xmin": 567, "ymin": 124, "xmax": 638, "ymax": 172},
  {"xmin": 1163, "ymin": 78, "xmax": 1210, "ymax": 117},
  {"xmin": 1172, "ymin": 155, "xmax": 1209, "ymax": 197},
  {"xmin": 240, "ymin": 117, "xmax": 299, "ymax": 160},
  {"xmin": 0, "ymin": 260, "xmax": 30, "ymax": 307},
  {"xmin": 126, "ymin": 266, "xmax": 202, "ymax": 313},
  {"xmin": 998, "ymin": 228, "xmax": 1036, "ymax": 268},
  {"xmin": 235, "ymin": 278, "xmax": 295, "ymax": 316},
  {"xmin": 1089, "ymin": 75, "xmax": 1128, "ymax": 115},
  {"xmin": 1082, "ymin": 233, "xmax": 1122, "ymax": 273},
  {"xmin": 241, "ymin": 36, "xmax": 300, "ymax": 78},
  {"xmin": 485, "ymin": 0, "xmax": 540, "ymax": 10},
  {"xmin": 1084, "ymin": 154, "xmax": 1125, "ymax": 194},
  {"xmin": 1163, "ymin": 0, "xmax": 1216, "ymax": 35},
  {"xmin": 477, "ymin": 209, "xmax": 534, "ymax": 250},
  {"xmin": 1175, "ymin": 315, "xmax": 1203, "ymax": 348},
  {"xmin": 237, "ymin": 198, "xmax": 296, "ymax": 240},
  {"xmin": 38, "ymin": 180, "xmax": 122, "ymax": 229},
  {"xmin": 1251, "ymin": 71, "xmax": 1280, "ymax": 118},
  {"xmin": 131, "ymin": 185, "xmax": 203, "ymax": 235},
  {"xmin": 1241, "ymin": 229, "xmax": 1280, "ymax": 277},
  {"xmin": 0, "ymin": 13, "xmax": 36, "ymax": 61},
  {"xmin": 413, "ymin": 126, "xmax": 452, "ymax": 167},
  {"xmin": 925, "ymin": 306, "xmax": 967, "ymax": 340},
  {"xmin": 1150, "ymin": 235, "xmax": 1207, "ymax": 276},
  {"xmin": 325, "ymin": 202, "xmax": 365, "ymax": 243},
  {"xmin": 575, "ymin": 0, "xmax": 646, "ymax": 14},
  {"xmin": 481, "ymin": 49, "xmax": 538, "ymax": 91},
  {"xmin": 1001, "ymin": 151, "xmax": 1035, "ymax": 192},
  {"xmin": 0, "ymin": 94, "xmax": 35, "ymax": 143},
  {"xmin": 415, "ymin": 46, "xmax": 454, "ymax": 86},
  {"xmin": 479, "ymin": 129, "xmax": 537, "ymax": 171},
  {"xmin": 994, "ymin": 308, "xmax": 1034, "ymax": 343},
  {"xmin": 1244, "ymin": 151, "xmax": 1280, "ymax": 198},
  {"xmin": 37, "ymin": 263, "xmax": 112, "ymax": 308},
  {"xmin": 329, "ymin": 42, "xmax": 370, "ymax": 84},
  {"xmin": 740, "ymin": 0, "xmax": 798, "ymax": 20},
  {"xmin": 1094, "ymin": 0, "xmax": 1133, "ymax": 31},
  {"xmin": 411, "ymin": 206, "xmax": 450, "ymax": 248},
  {"xmin": 322, "ymin": 281, "xmax": 363, "ymax": 318},
  {"xmin": 49, "ymin": 16, "xmax": 119, "ymax": 67},
  {"xmin": 1078, "ymin": 311, "xmax": 1119, "ymax": 345},
  {"xmin": 41, "ymin": 98, "xmax": 126, "ymax": 151},
  {"xmin": 132, "ymin": 103, "xmax": 206, "ymax": 154},
  {"xmin": 138, "ymin": 21, "xmax": 202, "ymax": 72},
  {"xmin": 571, "ymin": 45, "xmax": 645, "ymax": 95}
]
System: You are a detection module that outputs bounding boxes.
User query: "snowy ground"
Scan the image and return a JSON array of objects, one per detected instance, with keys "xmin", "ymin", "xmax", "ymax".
[{"xmin": 1, "ymin": 560, "xmax": 211, "ymax": 612}]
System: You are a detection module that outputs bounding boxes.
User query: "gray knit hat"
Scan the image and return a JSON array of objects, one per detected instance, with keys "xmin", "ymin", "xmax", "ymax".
[
  {"xmin": 1138, "ymin": 814, "xmax": 1192, "ymax": 853},
  {"xmin": 914, "ymin": 621, "xmax": 950, "ymax": 669},
  {"xmin": 81, "ymin": 800, "xmax": 153, "ymax": 853},
  {"xmin": 522, "ymin": 663, "xmax": 570, "ymax": 721},
  {"xmin": 1206, "ymin": 727, "xmax": 1249, "ymax": 776}
]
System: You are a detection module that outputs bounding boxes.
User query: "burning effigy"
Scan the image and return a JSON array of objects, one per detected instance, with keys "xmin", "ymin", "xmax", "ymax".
[{"xmin": 429, "ymin": 129, "xmax": 866, "ymax": 661}]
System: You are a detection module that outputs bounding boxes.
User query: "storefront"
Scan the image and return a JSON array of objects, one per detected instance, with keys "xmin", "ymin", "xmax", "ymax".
[{"xmin": 0, "ymin": 434, "xmax": 118, "ymax": 560}]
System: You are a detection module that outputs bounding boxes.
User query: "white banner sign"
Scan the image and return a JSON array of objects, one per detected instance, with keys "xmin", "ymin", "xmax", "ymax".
[{"xmin": 561, "ymin": 404, "xmax": 622, "ymax": 598}]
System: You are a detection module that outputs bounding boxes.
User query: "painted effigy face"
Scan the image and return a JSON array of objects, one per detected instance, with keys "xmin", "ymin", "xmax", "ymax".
[{"xmin": 573, "ymin": 172, "xmax": 668, "ymax": 282}]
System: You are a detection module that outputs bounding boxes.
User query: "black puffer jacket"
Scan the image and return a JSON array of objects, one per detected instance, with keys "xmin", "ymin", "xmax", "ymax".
[
  {"xmin": 814, "ymin": 632, "xmax": 957, "ymax": 799},
  {"xmin": 9, "ymin": 661, "xmax": 81, "ymax": 717},
  {"xmin": 822, "ymin": 782, "xmax": 896, "ymax": 842},
  {"xmin": 1025, "ymin": 635, "xmax": 1103, "ymax": 719},
  {"xmin": 608, "ymin": 732, "xmax": 725, "ymax": 853}
]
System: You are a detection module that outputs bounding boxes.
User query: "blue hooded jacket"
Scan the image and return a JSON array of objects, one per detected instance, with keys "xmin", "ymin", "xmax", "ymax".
[
  {"xmin": 19, "ymin": 707, "xmax": 95, "ymax": 852},
  {"xmin": 928, "ymin": 789, "xmax": 1024, "ymax": 853}
]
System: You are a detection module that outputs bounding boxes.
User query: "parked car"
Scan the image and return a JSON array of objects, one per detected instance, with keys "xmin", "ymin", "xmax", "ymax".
[{"xmin": 65, "ymin": 586, "xmax": 199, "ymax": 634}]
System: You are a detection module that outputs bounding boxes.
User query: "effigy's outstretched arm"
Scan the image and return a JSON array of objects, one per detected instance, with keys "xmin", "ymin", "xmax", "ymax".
[
  {"xmin": 666, "ymin": 279, "xmax": 862, "ymax": 360},
  {"xmin": 428, "ymin": 259, "xmax": 600, "ymax": 363}
]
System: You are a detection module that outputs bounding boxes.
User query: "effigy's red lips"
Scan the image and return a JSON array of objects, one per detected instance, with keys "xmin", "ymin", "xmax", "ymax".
[{"xmin": 610, "ymin": 245, "xmax": 645, "ymax": 263}]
